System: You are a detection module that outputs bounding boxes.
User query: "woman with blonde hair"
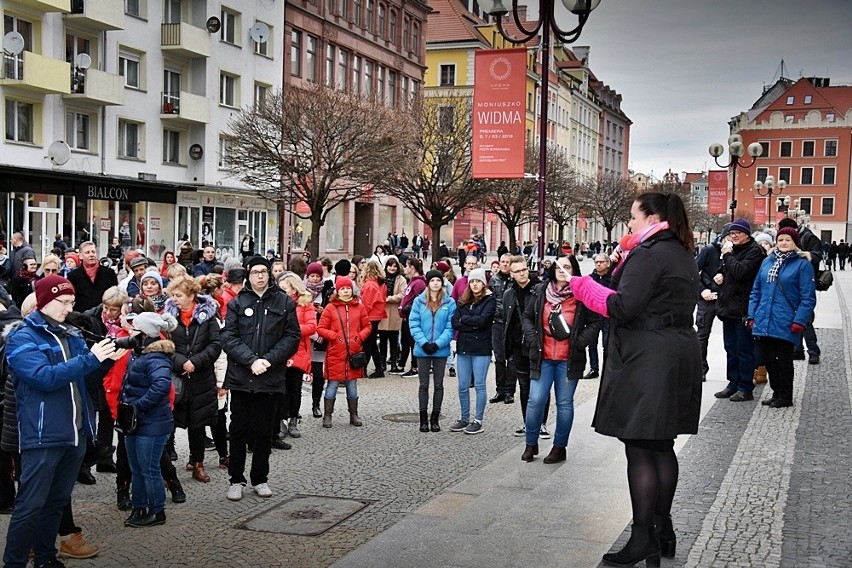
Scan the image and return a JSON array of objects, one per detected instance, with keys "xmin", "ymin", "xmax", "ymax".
[
  {"xmin": 40, "ymin": 254, "xmax": 61, "ymax": 276},
  {"xmin": 360, "ymin": 259, "xmax": 388, "ymax": 378},
  {"xmin": 166, "ymin": 263, "xmax": 188, "ymax": 281},
  {"xmin": 277, "ymin": 273, "xmax": 316, "ymax": 438}
]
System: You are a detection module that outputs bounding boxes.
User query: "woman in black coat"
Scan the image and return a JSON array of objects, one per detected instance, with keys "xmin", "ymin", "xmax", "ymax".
[
  {"xmin": 164, "ymin": 275, "xmax": 222, "ymax": 483},
  {"xmin": 570, "ymin": 192, "xmax": 701, "ymax": 567}
]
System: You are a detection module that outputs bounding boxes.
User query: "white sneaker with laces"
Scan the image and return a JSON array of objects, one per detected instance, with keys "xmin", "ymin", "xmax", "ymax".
[
  {"xmin": 253, "ymin": 483, "xmax": 273, "ymax": 498},
  {"xmin": 227, "ymin": 483, "xmax": 244, "ymax": 501},
  {"xmin": 539, "ymin": 424, "xmax": 552, "ymax": 439}
]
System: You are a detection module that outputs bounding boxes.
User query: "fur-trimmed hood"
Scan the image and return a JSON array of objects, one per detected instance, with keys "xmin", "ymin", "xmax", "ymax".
[
  {"xmin": 141, "ymin": 338, "xmax": 175, "ymax": 354},
  {"xmin": 164, "ymin": 293, "xmax": 218, "ymax": 324}
]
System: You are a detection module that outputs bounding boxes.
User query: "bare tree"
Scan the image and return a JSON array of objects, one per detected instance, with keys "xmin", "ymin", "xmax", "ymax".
[
  {"xmin": 546, "ymin": 165, "xmax": 588, "ymax": 244},
  {"xmin": 583, "ymin": 173, "xmax": 637, "ymax": 245},
  {"xmin": 480, "ymin": 142, "xmax": 540, "ymax": 252},
  {"xmin": 691, "ymin": 210, "xmax": 729, "ymax": 243},
  {"xmin": 224, "ymin": 84, "xmax": 416, "ymax": 258},
  {"xmin": 383, "ymin": 93, "xmax": 490, "ymax": 260}
]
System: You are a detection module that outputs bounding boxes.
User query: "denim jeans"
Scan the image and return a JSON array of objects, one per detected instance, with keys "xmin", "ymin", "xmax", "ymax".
[
  {"xmin": 125, "ymin": 433, "xmax": 169, "ymax": 513},
  {"xmin": 456, "ymin": 354, "xmax": 490, "ymax": 422},
  {"xmin": 325, "ymin": 379, "xmax": 358, "ymax": 400},
  {"xmin": 3, "ymin": 440, "xmax": 86, "ymax": 568},
  {"xmin": 525, "ymin": 360, "xmax": 578, "ymax": 447},
  {"xmin": 722, "ymin": 318, "xmax": 755, "ymax": 393}
]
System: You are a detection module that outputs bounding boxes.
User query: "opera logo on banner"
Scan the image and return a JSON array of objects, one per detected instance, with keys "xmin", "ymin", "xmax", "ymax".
[
  {"xmin": 707, "ymin": 170, "xmax": 728, "ymax": 214},
  {"xmin": 472, "ymin": 48, "xmax": 527, "ymax": 179},
  {"xmin": 753, "ymin": 197, "xmax": 767, "ymax": 225}
]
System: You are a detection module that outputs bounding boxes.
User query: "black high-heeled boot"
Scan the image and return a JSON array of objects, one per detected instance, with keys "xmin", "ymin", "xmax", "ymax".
[
  {"xmin": 430, "ymin": 411, "xmax": 441, "ymax": 432},
  {"xmin": 419, "ymin": 410, "xmax": 429, "ymax": 432},
  {"xmin": 654, "ymin": 514, "xmax": 676, "ymax": 558},
  {"xmin": 602, "ymin": 524, "xmax": 660, "ymax": 567}
]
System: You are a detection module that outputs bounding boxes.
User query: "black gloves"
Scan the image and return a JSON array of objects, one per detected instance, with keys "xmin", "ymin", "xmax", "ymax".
[{"xmin": 422, "ymin": 342, "xmax": 439, "ymax": 355}]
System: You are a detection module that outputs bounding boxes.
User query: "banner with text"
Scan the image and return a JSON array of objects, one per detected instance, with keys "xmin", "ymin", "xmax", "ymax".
[
  {"xmin": 472, "ymin": 48, "xmax": 527, "ymax": 179},
  {"xmin": 753, "ymin": 197, "xmax": 767, "ymax": 225},
  {"xmin": 707, "ymin": 170, "xmax": 728, "ymax": 214}
]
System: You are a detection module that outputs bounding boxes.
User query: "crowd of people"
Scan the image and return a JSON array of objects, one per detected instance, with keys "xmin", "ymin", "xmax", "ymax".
[{"xmin": 0, "ymin": 190, "xmax": 826, "ymax": 567}]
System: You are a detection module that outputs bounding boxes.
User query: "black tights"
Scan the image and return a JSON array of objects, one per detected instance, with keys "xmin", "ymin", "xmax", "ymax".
[{"xmin": 621, "ymin": 439, "xmax": 678, "ymax": 526}]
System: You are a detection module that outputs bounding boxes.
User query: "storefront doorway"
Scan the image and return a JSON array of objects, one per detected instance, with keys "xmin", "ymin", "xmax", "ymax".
[{"xmin": 28, "ymin": 206, "xmax": 61, "ymax": 261}]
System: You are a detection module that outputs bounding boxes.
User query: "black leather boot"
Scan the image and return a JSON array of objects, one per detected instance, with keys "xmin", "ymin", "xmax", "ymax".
[
  {"xmin": 602, "ymin": 524, "xmax": 660, "ymax": 567},
  {"xmin": 654, "ymin": 514, "xmax": 676, "ymax": 558},
  {"xmin": 521, "ymin": 444, "xmax": 539, "ymax": 462},
  {"xmin": 77, "ymin": 465, "xmax": 96, "ymax": 485},
  {"xmin": 419, "ymin": 411, "xmax": 429, "ymax": 432},
  {"xmin": 124, "ymin": 508, "xmax": 147, "ymax": 527},
  {"xmin": 167, "ymin": 478, "xmax": 186, "ymax": 504},
  {"xmin": 116, "ymin": 480, "xmax": 132, "ymax": 511},
  {"xmin": 430, "ymin": 411, "xmax": 441, "ymax": 432}
]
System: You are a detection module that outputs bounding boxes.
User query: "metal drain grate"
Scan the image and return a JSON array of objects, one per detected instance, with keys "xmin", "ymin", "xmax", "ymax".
[{"xmin": 237, "ymin": 494, "xmax": 371, "ymax": 536}]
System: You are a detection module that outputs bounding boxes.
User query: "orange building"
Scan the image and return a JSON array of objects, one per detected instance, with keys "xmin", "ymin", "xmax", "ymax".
[{"xmin": 730, "ymin": 77, "xmax": 852, "ymax": 242}]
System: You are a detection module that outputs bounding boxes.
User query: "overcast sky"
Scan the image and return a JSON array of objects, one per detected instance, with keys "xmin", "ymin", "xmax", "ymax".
[{"xmin": 552, "ymin": 0, "xmax": 852, "ymax": 179}]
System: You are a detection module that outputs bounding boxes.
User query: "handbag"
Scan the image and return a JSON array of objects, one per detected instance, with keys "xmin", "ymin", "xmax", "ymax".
[
  {"xmin": 334, "ymin": 306, "xmax": 369, "ymax": 370},
  {"xmin": 116, "ymin": 402, "xmax": 138, "ymax": 435},
  {"xmin": 815, "ymin": 259, "xmax": 833, "ymax": 291},
  {"xmin": 548, "ymin": 307, "xmax": 571, "ymax": 340},
  {"xmin": 172, "ymin": 325, "xmax": 200, "ymax": 406}
]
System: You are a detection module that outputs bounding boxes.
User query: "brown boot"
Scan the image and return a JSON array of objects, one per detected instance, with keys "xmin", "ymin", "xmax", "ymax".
[
  {"xmin": 753, "ymin": 365, "xmax": 768, "ymax": 385},
  {"xmin": 59, "ymin": 531, "xmax": 99, "ymax": 559},
  {"xmin": 347, "ymin": 398, "xmax": 363, "ymax": 426},
  {"xmin": 322, "ymin": 398, "xmax": 335, "ymax": 428},
  {"xmin": 543, "ymin": 446, "xmax": 567, "ymax": 464},
  {"xmin": 192, "ymin": 462, "xmax": 211, "ymax": 483}
]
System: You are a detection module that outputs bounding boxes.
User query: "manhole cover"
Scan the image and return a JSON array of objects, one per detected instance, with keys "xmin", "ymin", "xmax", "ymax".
[
  {"xmin": 238, "ymin": 494, "xmax": 371, "ymax": 536},
  {"xmin": 382, "ymin": 412, "xmax": 421, "ymax": 423}
]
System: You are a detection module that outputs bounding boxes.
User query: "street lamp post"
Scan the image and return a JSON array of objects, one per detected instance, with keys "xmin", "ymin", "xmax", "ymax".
[
  {"xmin": 776, "ymin": 195, "xmax": 791, "ymax": 217},
  {"xmin": 477, "ymin": 0, "xmax": 600, "ymax": 266},
  {"xmin": 709, "ymin": 134, "xmax": 763, "ymax": 222},
  {"xmin": 753, "ymin": 174, "xmax": 787, "ymax": 228}
]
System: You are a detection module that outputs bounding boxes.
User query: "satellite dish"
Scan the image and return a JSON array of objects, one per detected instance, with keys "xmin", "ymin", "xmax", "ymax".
[
  {"xmin": 249, "ymin": 22, "xmax": 270, "ymax": 44},
  {"xmin": 2, "ymin": 31, "xmax": 24, "ymax": 55},
  {"xmin": 74, "ymin": 53, "xmax": 91, "ymax": 70},
  {"xmin": 205, "ymin": 16, "xmax": 221, "ymax": 33},
  {"xmin": 47, "ymin": 141, "xmax": 71, "ymax": 166}
]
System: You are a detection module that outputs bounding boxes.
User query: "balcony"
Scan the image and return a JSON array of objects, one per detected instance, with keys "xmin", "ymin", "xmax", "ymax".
[
  {"xmin": 160, "ymin": 91, "xmax": 210, "ymax": 124},
  {"xmin": 161, "ymin": 23, "xmax": 210, "ymax": 59},
  {"xmin": 0, "ymin": 52, "xmax": 71, "ymax": 94},
  {"xmin": 65, "ymin": 68, "xmax": 124, "ymax": 106},
  {"xmin": 68, "ymin": 0, "xmax": 125, "ymax": 31},
  {"xmin": 13, "ymin": 0, "xmax": 70, "ymax": 12}
]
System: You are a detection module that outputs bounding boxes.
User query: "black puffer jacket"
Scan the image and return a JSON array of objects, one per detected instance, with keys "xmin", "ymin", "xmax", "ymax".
[
  {"xmin": 221, "ymin": 285, "xmax": 300, "ymax": 394},
  {"xmin": 165, "ymin": 295, "xmax": 222, "ymax": 428},
  {"xmin": 452, "ymin": 293, "xmax": 496, "ymax": 356},
  {"xmin": 487, "ymin": 272, "xmax": 511, "ymax": 324},
  {"xmin": 715, "ymin": 238, "xmax": 764, "ymax": 320},
  {"xmin": 0, "ymin": 309, "xmax": 23, "ymax": 453}
]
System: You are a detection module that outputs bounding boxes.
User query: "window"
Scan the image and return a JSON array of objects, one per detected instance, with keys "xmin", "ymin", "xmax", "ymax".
[
  {"xmin": 219, "ymin": 73, "xmax": 237, "ymax": 107},
  {"xmin": 804, "ymin": 95, "xmax": 812, "ymax": 104},
  {"xmin": 778, "ymin": 167, "xmax": 791, "ymax": 184},
  {"xmin": 798, "ymin": 197, "xmax": 811, "ymax": 214},
  {"xmin": 339, "ymin": 0, "xmax": 348, "ymax": 19},
  {"xmin": 352, "ymin": 55, "xmax": 361, "ymax": 93},
  {"xmin": 125, "ymin": 0, "xmax": 142, "ymax": 17},
  {"xmin": 118, "ymin": 51, "xmax": 141, "ymax": 88},
  {"xmin": 5, "ymin": 100, "xmax": 34, "ymax": 143},
  {"xmin": 163, "ymin": 0, "xmax": 181, "ymax": 23},
  {"xmin": 376, "ymin": 65, "xmax": 384, "ymax": 100},
  {"xmin": 326, "ymin": 0, "xmax": 334, "ymax": 14},
  {"xmin": 221, "ymin": 8, "xmax": 239, "ymax": 44},
  {"xmin": 118, "ymin": 120, "xmax": 141, "ymax": 158},
  {"xmin": 780, "ymin": 141, "xmax": 792, "ymax": 157},
  {"xmin": 162, "ymin": 129, "xmax": 181, "ymax": 164},
  {"xmin": 821, "ymin": 197, "xmax": 834, "ymax": 216},
  {"xmin": 364, "ymin": 60, "xmax": 373, "ymax": 96},
  {"xmin": 802, "ymin": 140, "xmax": 814, "ymax": 157},
  {"xmin": 253, "ymin": 82, "xmax": 268, "ymax": 106},
  {"xmin": 217, "ymin": 135, "xmax": 232, "ymax": 169},
  {"xmin": 412, "ymin": 24, "xmax": 419, "ymax": 54},
  {"xmin": 290, "ymin": 30, "xmax": 302, "ymax": 77},
  {"xmin": 825, "ymin": 140, "xmax": 837, "ymax": 157},
  {"xmin": 801, "ymin": 167, "xmax": 813, "ymax": 185},
  {"xmin": 254, "ymin": 22, "xmax": 271, "ymax": 56},
  {"xmin": 66, "ymin": 111, "xmax": 91, "ymax": 150},
  {"xmin": 387, "ymin": 71, "xmax": 396, "ymax": 107},
  {"xmin": 401, "ymin": 75, "xmax": 408, "ymax": 109},
  {"xmin": 784, "ymin": 115, "xmax": 794, "ymax": 123},
  {"xmin": 4, "ymin": 15, "xmax": 32, "ymax": 80},
  {"xmin": 823, "ymin": 167, "xmax": 835, "ymax": 185},
  {"xmin": 756, "ymin": 167, "xmax": 768, "ymax": 183},
  {"xmin": 353, "ymin": 0, "xmax": 361, "ymax": 25},
  {"xmin": 65, "ymin": 33, "xmax": 92, "ymax": 66},
  {"xmin": 366, "ymin": 0, "xmax": 373, "ymax": 32},
  {"xmin": 162, "ymin": 68, "xmax": 181, "ymax": 112},
  {"xmin": 389, "ymin": 10, "xmax": 397, "ymax": 43},
  {"xmin": 439, "ymin": 64, "xmax": 455, "ymax": 87},
  {"xmin": 438, "ymin": 105, "xmax": 455, "ymax": 132},
  {"xmin": 305, "ymin": 36, "xmax": 318, "ymax": 83},
  {"xmin": 325, "ymin": 44, "xmax": 334, "ymax": 87},
  {"xmin": 403, "ymin": 17, "xmax": 410, "ymax": 50},
  {"xmin": 786, "ymin": 96, "xmax": 794, "ymax": 105},
  {"xmin": 378, "ymin": 4, "xmax": 386, "ymax": 37},
  {"xmin": 826, "ymin": 113, "xmax": 835, "ymax": 122},
  {"xmin": 337, "ymin": 49, "xmax": 348, "ymax": 91}
]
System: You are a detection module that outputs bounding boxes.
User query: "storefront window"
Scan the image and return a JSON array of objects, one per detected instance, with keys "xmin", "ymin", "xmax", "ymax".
[
  {"xmin": 61, "ymin": 195, "xmax": 74, "ymax": 248},
  {"xmin": 378, "ymin": 205, "xmax": 393, "ymax": 251},
  {"xmin": 178, "ymin": 206, "xmax": 201, "ymax": 248},
  {"xmin": 296, "ymin": 215, "xmax": 312, "ymax": 252},
  {"xmin": 215, "ymin": 207, "xmax": 236, "ymax": 258},
  {"xmin": 0, "ymin": 193, "xmax": 9, "ymax": 247},
  {"xmin": 147, "ymin": 202, "xmax": 175, "ymax": 261},
  {"xmin": 75, "ymin": 198, "xmax": 90, "ymax": 247},
  {"xmin": 402, "ymin": 209, "xmax": 415, "ymax": 241},
  {"xmin": 90, "ymin": 200, "xmax": 112, "ymax": 257},
  {"xmin": 325, "ymin": 206, "xmax": 344, "ymax": 251}
]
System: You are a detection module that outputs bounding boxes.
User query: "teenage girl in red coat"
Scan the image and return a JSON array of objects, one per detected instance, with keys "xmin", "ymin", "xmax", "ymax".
[{"xmin": 317, "ymin": 276, "xmax": 371, "ymax": 428}]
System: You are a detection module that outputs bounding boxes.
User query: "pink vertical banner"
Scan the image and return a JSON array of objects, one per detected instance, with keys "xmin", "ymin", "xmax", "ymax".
[
  {"xmin": 707, "ymin": 170, "xmax": 728, "ymax": 214},
  {"xmin": 753, "ymin": 197, "xmax": 767, "ymax": 225}
]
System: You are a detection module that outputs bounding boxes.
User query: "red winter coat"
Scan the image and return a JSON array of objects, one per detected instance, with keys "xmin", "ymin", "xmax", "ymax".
[
  {"xmin": 288, "ymin": 300, "xmax": 317, "ymax": 373},
  {"xmin": 317, "ymin": 298, "xmax": 371, "ymax": 381},
  {"xmin": 360, "ymin": 277, "xmax": 388, "ymax": 322},
  {"xmin": 104, "ymin": 329, "xmax": 175, "ymax": 419}
]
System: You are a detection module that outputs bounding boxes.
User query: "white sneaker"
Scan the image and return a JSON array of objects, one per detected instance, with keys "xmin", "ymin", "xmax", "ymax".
[
  {"xmin": 227, "ymin": 483, "xmax": 244, "ymax": 501},
  {"xmin": 513, "ymin": 425, "xmax": 526, "ymax": 437},
  {"xmin": 253, "ymin": 483, "xmax": 273, "ymax": 498},
  {"xmin": 539, "ymin": 424, "xmax": 552, "ymax": 439}
]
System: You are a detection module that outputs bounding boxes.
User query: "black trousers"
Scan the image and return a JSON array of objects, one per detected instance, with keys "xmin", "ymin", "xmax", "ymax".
[
  {"xmin": 378, "ymin": 330, "xmax": 400, "ymax": 368},
  {"xmin": 758, "ymin": 336, "xmax": 795, "ymax": 402},
  {"xmin": 695, "ymin": 298, "xmax": 718, "ymax": 378},
  {"xmin": 0, "ymin": 448, "xmax": 18, "ymax": 508},
  {"xmin": 210, "ymin": 406, "xmax": 228, "ymax": 459},
  {"xmin": 367, "ymin": 321, "xmax": 382, "ymax": 372},
  {"xmin": 228, "ymin": 390, "xmax": 277, "ymax": 486},
  {"xmin": 399, "ymin": 317, "xmax": 416, "ymax": 370},
  {"xmin": 283, "ymin": 367, "xmax": 303, "ymax": 420},
  {"xmin": 311, "ymin": 360, "xmax": 325, "ymax": 407}
]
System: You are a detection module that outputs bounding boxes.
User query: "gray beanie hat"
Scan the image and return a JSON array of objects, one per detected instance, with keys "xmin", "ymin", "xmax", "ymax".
[
  {"xmin": 133, "ymin": 312, "xmax": 178, "ymax": 338},
  {"xmin": 467, "ymin": 268, "xmax": 487, "ymax": 284},
  {"xmin": 753, "ymin": 232, "xmax": 774, "ymax": 247}
]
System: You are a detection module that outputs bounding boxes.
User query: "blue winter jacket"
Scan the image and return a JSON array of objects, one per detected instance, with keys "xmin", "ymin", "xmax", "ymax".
[
  {"xmin": 747, "ymin": 252, "xmax": 816, "ymax": 345},
  {"xmin": 121, "ymin": 338, "xmax": 175, "ymax": 437},
  {"xmin": 6, "ymin": 311, "xmax": 104, "ymax": 450},
  {"xmin": 409, "ymin": 292, "xmax": 456, "ymax": 358}
]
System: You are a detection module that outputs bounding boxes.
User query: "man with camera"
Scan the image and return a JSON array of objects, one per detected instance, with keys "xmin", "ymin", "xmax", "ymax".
[
  {"xmin": 3, "ymin": 275, "xmax": 123, "ymax": 568},
  {"xmin": 220, "ymin": 256, "xmax": 300, "ymax": 502}
]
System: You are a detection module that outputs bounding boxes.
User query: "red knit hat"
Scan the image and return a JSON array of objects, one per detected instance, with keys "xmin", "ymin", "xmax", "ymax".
[
  {"xmin": 306, "ymin": 262, "xmax": 324, "ymax": 278},
  {"xmin": 35, "ymin": 274, "xmax": 76, "ymax": 310},
  {"xmin": 64, "ymin": 252, "xmax": 80, "ymax": 267},
  {"xmin": 435, "ymin": 260, "xmax": 451, "ymax": 273},
  {"xmin": 335, "ymin": 276, "xmax": 354, "ymax": 290},
  {"xmin": 776, "ymin": 227, "xmax": 800, "ymax": 248}
]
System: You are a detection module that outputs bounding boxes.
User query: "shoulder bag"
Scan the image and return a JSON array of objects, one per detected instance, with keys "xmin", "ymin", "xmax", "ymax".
[
  {"xmin": 172, "ymin": 324, "xmax": 200, "ymax": 406},
  {"xmin": 116, "ymin": 357, "xmax": 138, "ymax": 435},
  {"xmin": 334, "ymin": 306, "xmax": 368, "ymax": 369}
]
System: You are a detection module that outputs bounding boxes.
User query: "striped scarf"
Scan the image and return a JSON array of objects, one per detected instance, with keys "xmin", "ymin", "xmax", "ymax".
[{"xmin": 767, "ymin": 250, "xmax": 795, "ymax": 283}]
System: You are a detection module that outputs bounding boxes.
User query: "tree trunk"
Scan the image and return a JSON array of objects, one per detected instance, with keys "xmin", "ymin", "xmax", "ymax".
[
  {"xmin": 277, "ymin": 201, "xmax": 288, "ymax": 261},
  {"xmin": 308, "ymin": 212, "xmax": 323, "ymax": 259},
  {"xmin": 557, "ymin": 223, "xmax": 565, "ymax": 244},
  {"xmin": 604, "ymin": 224, "xmax": 614, "ymax": 249},
  {"xmin": 429, "ymin": 222, "xmax": 444, "ymax": 263}
]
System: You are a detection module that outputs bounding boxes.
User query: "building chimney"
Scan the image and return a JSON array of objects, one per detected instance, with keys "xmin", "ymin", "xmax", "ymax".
[
  {"xmin": 573, "ymin": 45, "xmax": 590, "ymax": 65},
  {"xmin": 516, "ymin": 5, "xmax": 527, "ymax": 22}
]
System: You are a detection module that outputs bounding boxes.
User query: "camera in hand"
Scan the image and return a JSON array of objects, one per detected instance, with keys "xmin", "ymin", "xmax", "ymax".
[{"xmin": 112, "ymin": 335, "xmax": 142, "ymax": 350}]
